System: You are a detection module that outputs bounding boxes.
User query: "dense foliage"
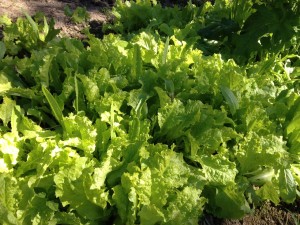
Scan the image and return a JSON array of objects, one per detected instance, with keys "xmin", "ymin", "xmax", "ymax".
[{"xmin": 0, "ymin": 0, "xmax": 299, "ymax": 224}]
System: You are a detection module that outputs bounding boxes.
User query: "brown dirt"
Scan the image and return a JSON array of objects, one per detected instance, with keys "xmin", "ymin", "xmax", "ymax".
[
  {"xmin": 0, "ymin": 0, "xmax": 109, "ymax": 39},
  {"xmin": 201, "ymin": 200, "xmax": 300, "ymax": 225},
  {"xmin": 1, "ymin": 1, "xmax": 300, "ymax": 224},
  {"xmin": 218, "ymin": 201, "xmax": 300, "ymax": 225}
]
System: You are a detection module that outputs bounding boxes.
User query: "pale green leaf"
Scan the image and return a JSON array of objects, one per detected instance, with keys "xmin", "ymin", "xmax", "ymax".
[
  {"xmin": 0, "ymin": 15, "xmax": 12, "ymax": 26},
  {"xmin": 279, "ymin": 168, "xmax": 297, "ymax": 203},
  {"xmin": 42, "ymin": 86, "xmax": 65, "ymax": 129},
  {"xmin": 210, "ymin": 185, "xmax": 250, "ymax": 219},
  {"xmin": 131, "ymin": 44, "xmax": 142, "ymax": 81},
  {"xmin": 256, "ymin": 181, "xmax": 280, "ymax": 205},
  {"xmin": 139, "ymin": 205, "xmax": 165, "ymax": 225},
  {"xmin": 221, "ymin": 86, "xmax": 239, "ymax": 115},
  {"xmin": 23, "ymin": 11, "xmax": 39, "ymax": 33},
  {"xmin": 0, "ymin": 97, "xmax": 16, "ymax": 126}
]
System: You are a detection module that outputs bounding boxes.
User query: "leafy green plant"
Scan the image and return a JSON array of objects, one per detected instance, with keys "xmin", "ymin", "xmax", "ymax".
[
  {"xmin": 0, "ymin": 12, "xmax": 59, "ymax": 56},
  {"xmin": 64, "ymin": 6, "xmax": 90, "ymax": 24},
  {"xmin": 0, "ymin": 0, "xmax": 300, "ymax": 224}
]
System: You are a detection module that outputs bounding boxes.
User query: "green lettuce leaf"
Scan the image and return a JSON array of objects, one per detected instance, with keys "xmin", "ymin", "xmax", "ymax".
[
  {"xmin": 204, "ymin": 185, "xmax": 251, "ymax": 219},
  {"xmin": 0, "ymin": 97, "xmax": 16, "ymax": 127},
  {"xmin": 54, "ymin": 157, "xmax": 109, "ymax": 221},
  {"xmin": 0, "ymin": 173, "xmax": 18, "ymax": 225},
  {"xmin": 63, "ymin": 113, "xmax": 97, "ymax": 156},
  {"xmin": 113, "ymin": 143, "xmax": 206, "ymax": 224},
  {"xmin": 235, "ymin": 132, "xmax": 289, "ymax": 174}
]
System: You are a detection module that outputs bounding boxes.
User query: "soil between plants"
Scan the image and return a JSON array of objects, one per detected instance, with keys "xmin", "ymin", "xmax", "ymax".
[
  {"xmin": 0, "ymin": 0, "xmax": 109, "ymax": 39},
  {"xmin": 0, "ymin": 0, "xmax": 300, "ymax": 224}
]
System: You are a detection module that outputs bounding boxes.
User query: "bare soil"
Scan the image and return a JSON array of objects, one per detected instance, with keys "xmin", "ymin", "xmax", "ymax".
[
  {"xmin": 0, "ymin": 0, "xmax": 109, "ymax": 39},
  {"xmin": 0, "ymin": 0, "xmax": 300, "ymax": 224},
  {"xmin": 202, "ymin": 201, "xmax": 300, "ymax": 225}
]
